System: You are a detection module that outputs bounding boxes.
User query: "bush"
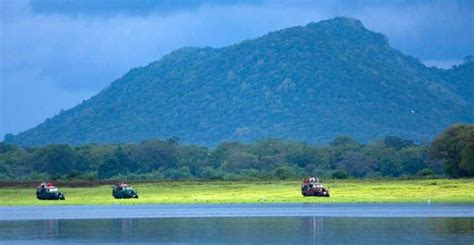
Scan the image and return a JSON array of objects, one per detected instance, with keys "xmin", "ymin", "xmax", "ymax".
[
  {"xmin": 366, "ymin": 171, "xmax": 383, "ymax": 179},
  {"xmin": 164, "ymin": 167, "xmax": 194, "ymax": 180},
  {"xmin": 417, "ymin": 168, "xmax": 435, "ymax": 177},
  {"xmin": 274, "ymin": 165, "xmax": 292, "ymax": 180},
  {"xmin": 332, "ymin": 170, "xmax": 349, "ymax": 179},
  {"xmin": 197, "ymin": 167, "xmax": 224, "ymax": 180}
]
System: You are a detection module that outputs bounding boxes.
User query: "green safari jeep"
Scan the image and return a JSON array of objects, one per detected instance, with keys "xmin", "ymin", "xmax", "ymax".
[
  {"xmin": 36, "ymin": 183, "xmax": 65, "ymax": 200},
  {"xmin": 112, "ymin": 183, "xmax": 138, "ymax": 199}
]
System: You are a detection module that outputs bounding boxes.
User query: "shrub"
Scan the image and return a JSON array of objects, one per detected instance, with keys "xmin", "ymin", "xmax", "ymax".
[
  {"xmin": 417, "ymin": 168, "xmax": 435, "ymax": 177},
  {"xmin": 332, "ymin": 170, "xmax": 349, "ymax": 179}
]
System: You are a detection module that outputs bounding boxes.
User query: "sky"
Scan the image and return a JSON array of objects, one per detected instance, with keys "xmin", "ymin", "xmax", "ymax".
[{"xmin": 1, "ymin": 0, "xmax": 473, "ymax": 138}]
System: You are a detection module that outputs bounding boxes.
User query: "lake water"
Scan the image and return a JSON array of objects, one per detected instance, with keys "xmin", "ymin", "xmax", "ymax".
[{"xmin": 0, "ymin": 204, "xmax": 473, "ymax": 244}]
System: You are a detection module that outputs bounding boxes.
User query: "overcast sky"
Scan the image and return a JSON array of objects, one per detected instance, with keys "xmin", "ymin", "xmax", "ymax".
[{"xmin": 1, "ymin": 0, "xmax": 473, "ymax": 138}]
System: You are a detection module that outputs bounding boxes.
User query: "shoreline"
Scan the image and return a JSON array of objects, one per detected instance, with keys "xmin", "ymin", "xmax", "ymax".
[
  {"xmin": 1, "ymin": 203, "xmax": 474, "ymax": 220},
  {"xmin": 1, "ymin": 201, "xmax": 474, "ymax": 208}
]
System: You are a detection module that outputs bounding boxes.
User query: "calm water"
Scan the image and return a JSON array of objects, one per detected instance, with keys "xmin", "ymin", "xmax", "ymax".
[{"xmin": 0, "ymin": 204, "xmax": 473, "ymax": 244}]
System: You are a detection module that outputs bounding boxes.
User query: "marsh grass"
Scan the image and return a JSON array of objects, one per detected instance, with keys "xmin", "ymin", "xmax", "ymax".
[{"xmin": 0, "ymin": 179, "xmax": 472, "ymax": 206}]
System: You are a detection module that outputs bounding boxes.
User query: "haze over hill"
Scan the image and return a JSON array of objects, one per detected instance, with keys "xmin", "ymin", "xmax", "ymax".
[{"xmin": 4, "ymin": 17, "xmax": 474, "ymax": 146}]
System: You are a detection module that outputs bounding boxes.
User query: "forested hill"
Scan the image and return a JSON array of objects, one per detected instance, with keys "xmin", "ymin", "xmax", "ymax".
[{"xmin": 4, "ymin": 17, "xmax": 474, "ymax": 146}]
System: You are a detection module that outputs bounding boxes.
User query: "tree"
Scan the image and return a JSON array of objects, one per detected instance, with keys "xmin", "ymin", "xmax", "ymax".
[
  {"xmin": 383, "ymin": 136, "xmax": 414, "ymax": 149},
  {"xmin": 130, "ymin": 140, "xmax": 179, "ymax": 172},
  {"xmin": 460, "ymin": 141, "xmax": 474, "ymax": 173},
  {"xmin": 3, "ymin": 134, "xmax": 14, "ymax": 143},
  {"xmin": 220, "ymin": 151, "xmax": 258, "ymax": 172},
  {"xmin": 399, "ymin": 146, "xmax": 429, "ymax": 175},
  {"xmin": 464, "ymin": 55, "xmax": 473, "ymax": 64},
  {"xmin": 431, "ymin": 124, "xmax": 474, "ymax": 177},
  {"xmin": 274, "ymin": 165, "xmax": 291, "ymax": 180},
  {"xmin": 332, "ymin": 170, "xmax": 349, "ymax": 179},
  {"xmin": 0, "ymin": 143, "xmax": 17, "ymax": 154},
  {"xmin": 330, "ymin": 136, "xmax": 359, "ymax": 148},
  {"xmin": 33, "ymin": 144, "xmax": 78, "ymax": 177},
  {"xmin": 98, "ymin": 147, "xmax": 134, "ymax": 179},
  {"xmin": 211, "ymin": 142, "xmax": 247, "ymax": 168},
  {"xmin": 177, "ymin": 145, "xmax": 210, "ymax": 175},
  {"xmin": 335, "ymin": 152, "xmax": 376, "ymax": 177}
]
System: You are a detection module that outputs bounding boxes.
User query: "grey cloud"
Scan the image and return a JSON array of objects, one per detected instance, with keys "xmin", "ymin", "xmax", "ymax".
[{"xmin": 29, "ymin": 0, "xmax": 263, "ymax": 17}]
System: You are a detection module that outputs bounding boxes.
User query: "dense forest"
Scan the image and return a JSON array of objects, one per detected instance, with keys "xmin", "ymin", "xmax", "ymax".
[
  {"xmin": 1, "ymin": 125, "xmax": 472, "ymax": 181},
  {"xmin": 5, "ymin": 17, "xmax": 473, "ymax": 146}
]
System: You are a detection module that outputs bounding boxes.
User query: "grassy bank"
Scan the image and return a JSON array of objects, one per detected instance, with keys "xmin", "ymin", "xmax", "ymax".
[{"xmin": 0, "ymin": 179, "xmax": 473, "ymax": 206}]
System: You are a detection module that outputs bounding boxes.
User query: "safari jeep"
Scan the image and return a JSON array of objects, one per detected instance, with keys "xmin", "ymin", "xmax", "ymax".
[
  {"xmin": 112, "ymin": 183, "xmax": 139, "ymax": 199},
  {"xmin": 301, "ymin": 178, "xmax": 330, "ymax": 197},
  {"xmin": 36, "ymin": 183, "xmax": 65, "ymax": 200}
]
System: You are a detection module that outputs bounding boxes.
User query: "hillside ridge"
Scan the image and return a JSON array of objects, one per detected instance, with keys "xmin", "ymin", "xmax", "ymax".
[{"xmin": 4, "ymin": 17, "xmax": 473, "ymax": 146}]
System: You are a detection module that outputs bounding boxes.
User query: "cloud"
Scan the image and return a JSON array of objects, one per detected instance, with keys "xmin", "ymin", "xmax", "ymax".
[
  {"xmin": 422, "ymin": 59, "xmax": 464, "ymax": 69},
  {"xmin": 1, "ymin": 69, "xmax": 95, "ymax": 137},
  {"xmin": 28, "ymin": 0, "xmax": 264, "ymax": 17}
]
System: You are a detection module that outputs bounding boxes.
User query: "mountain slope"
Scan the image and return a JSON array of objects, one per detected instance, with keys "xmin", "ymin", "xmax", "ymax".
[{"xmin": 5, "ymin": 17, "xmax": 474, "ymax": 146}]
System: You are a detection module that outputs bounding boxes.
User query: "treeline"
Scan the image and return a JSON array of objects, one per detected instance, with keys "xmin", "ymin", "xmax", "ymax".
[{"xmin": 0, "ymin": 125, "xmax": 472, "ymax": 181}]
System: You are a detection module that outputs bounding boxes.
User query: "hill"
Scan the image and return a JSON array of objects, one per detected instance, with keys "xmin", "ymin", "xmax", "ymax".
[{"xmin": 4, "ymin": 17, "xmax": 474, "ymax": 146}]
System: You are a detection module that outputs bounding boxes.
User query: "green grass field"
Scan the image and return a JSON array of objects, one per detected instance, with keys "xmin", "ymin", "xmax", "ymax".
[{"xmin": 0, "ymin": 179, "xmax": 473, "ymax": 206}]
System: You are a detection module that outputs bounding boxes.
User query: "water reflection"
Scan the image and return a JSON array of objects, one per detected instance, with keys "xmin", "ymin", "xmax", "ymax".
[{"xmin": 1, "ymin": 217, "xmax": 473, "ymax": 244}]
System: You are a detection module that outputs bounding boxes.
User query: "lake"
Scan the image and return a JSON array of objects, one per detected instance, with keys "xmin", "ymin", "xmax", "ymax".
[{"xmin": 0, "ymin": 204, "xmax": 473, "ymax": 244}]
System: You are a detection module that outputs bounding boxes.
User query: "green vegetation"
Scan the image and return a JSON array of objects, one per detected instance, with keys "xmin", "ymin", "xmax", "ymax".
[
  {"xmin": 4, "ymin": 17, "xmax": 473, "ymax": 146},
  {"xmin": 0, "ymin": 136, "xmax": 433, "ymax": 181},
  {"xmin": 0, "ymin": 179, "xmax": 472, "ymax": 206},
  {"xmin": 431, "ymin": 124, "xmax": 474, "ymax": 177},
  {"xmin": 1, "ymin": 124, "xmax": 473, "ymax": 181}
]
